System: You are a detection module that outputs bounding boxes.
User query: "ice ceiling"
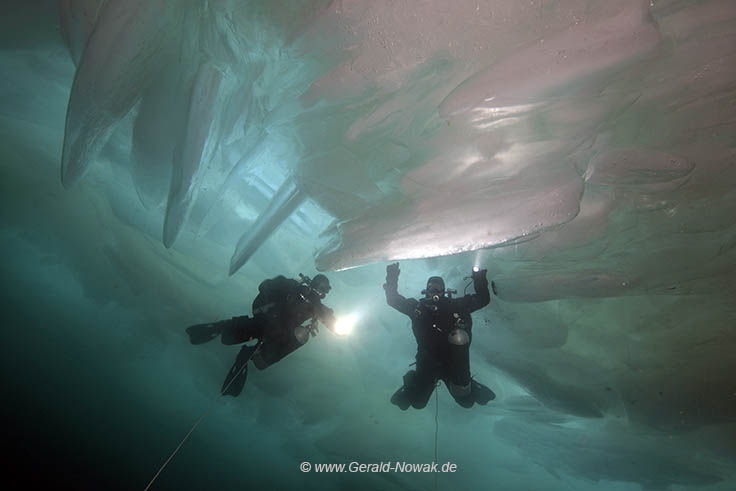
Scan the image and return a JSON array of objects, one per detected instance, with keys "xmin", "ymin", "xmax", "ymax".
[
  {"xmin": 2, "ymin": 0, "xmax": 736, "ymax": 490},
  {"xmin": 58, "ymin": 0, "xmax": 726, "ymax": 276}
]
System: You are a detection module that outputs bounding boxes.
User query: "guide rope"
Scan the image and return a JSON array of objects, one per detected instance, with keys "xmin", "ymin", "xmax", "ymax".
[
  {"xmin": 434, "ymin": 382, "xmax": 441, "ymax": 491},
  {"xmin": 143, "ymin": 344, "xmax": 260, "ymax": 491}
]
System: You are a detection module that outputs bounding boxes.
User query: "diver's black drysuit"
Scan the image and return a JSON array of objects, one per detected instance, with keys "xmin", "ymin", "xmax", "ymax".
[
  {"xmin": 186, "ymin": 275, "xmax": 336, "ymax": 396},
  {"xmin": 384, "ymin": 264, "xmax": 495, "ymax": 409}
]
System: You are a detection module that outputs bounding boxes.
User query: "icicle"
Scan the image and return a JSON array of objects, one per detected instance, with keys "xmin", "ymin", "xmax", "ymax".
[
  {"xmin": 60, "ymin": 0, "xmax": 178, "ymax": 187},
  {"xmin": 163, "ymin": 61, "xmax": 223, "ymax": 248},
  {"xmin": 58, "ymin": 0, "xmax": 107, "ymax": 66},
  {"xmin": 229, "ymin": 177, "xmax": 306, "ymax": 275}
]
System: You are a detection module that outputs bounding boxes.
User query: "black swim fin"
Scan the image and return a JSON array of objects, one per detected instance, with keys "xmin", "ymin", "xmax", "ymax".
[
  {"xmin": 221, "ymin": 344, "xmax": 258, "ymax": 397},
  {"xmin": 186, "ymin": 321, "xmax": 225, "ymax": 345},
  {"xmin": 471, "ymin": 379, "xmax": 496, "ymax": 405}
]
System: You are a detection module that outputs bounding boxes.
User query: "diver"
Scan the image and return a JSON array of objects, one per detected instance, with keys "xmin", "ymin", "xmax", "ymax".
[
  {"xmin": 186, "ymin": 273, "xmax": 337, "ymax": 397},
  {"xmin": 384, "ymin": 262, "xmax": 496, "ymax": 409}
]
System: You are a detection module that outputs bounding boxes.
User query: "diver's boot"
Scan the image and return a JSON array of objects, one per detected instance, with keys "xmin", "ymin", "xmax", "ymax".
[
  {"xmin": 221, "ymin": 344, "xmax": 257, "ymax": 396},
  {"xmin": 390, "ymin": 386, "xmax": 411, "ymax": 411},
  {"xmin": 391, "ymin": 370, "xmax": 417, "ymax": 410},
  {"xmin": 471, "ymin": 379, "xmax": 496, "ymax": 405},
  {"xmin": 186, "ymin": 321, "xmax": 226, "ymax": 345}
]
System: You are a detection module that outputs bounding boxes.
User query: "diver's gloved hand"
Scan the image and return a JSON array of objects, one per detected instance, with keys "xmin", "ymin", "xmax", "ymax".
[
  {"xmin": 384, "ymin": 262, "xmax": 400, "ymax": 291},
  {"xmin": 309, "ymin": 318, "xmax": 320, "ymax": 337},
  {"xmin": 471, "ymin": 268, "xmax": 487, "ymax": 280},
  {"xmin": 386, "ymin": 262, "xmax": 400, "ymax": 280}
]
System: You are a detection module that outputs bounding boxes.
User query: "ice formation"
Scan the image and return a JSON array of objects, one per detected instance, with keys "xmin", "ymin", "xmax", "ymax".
[{"xmin": 2, "ymin": 1, "xmax": 736, "ymax": 489}]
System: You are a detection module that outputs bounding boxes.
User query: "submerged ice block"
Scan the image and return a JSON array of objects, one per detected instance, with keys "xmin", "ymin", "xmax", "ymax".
[{"xmin": 439, "ymin": 1, "xmax": 660, "ymax": 127}]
